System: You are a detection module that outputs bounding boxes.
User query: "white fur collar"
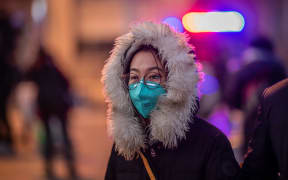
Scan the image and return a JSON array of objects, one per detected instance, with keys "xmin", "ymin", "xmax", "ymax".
[{"xmin": 102, "ymin": 22, "xmax": 200, "ymax": 160}]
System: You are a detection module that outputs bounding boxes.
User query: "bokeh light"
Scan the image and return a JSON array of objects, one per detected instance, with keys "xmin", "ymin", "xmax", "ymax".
[
  {"xmin": 31, "ymin": 0, "xmax": 47, "ymax": 23},
  {"xmin": 182, "ymin": 11, "xmax": 245, "ymax": 32},
  {"xmin": 162, "ymin": 16, "xmax": 184, "ymax": 33},
  {"xmin": 200, "ymin": 74, "xmax": 219, "ymax": 95}
]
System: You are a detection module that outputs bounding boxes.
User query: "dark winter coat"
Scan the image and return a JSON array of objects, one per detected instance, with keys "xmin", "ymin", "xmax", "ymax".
[
  {"xmin": 105, "ymin": 117, "xmax": 240, "ymax": 180},
  {"xmin": 239, "ymin": 78, "xmax": 288, "ymax": 180}
]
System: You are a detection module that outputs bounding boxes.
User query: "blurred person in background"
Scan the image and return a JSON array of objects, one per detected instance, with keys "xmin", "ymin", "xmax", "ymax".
[
  {"xmin": 102, "ymin": 22, "xmax": 239, "ymax": 180},
  {"xmin": 26, "ymin": 46, "xmax": 78, "ymax": 180},
  {"xmin": 225, "ymin": 36, "xmax": 286, "ymax": 158},
  {"xmin": 238, "ymin": 78, "xmax": 288, "ymax": 180},
  {"xmin": 0, "ymin": 10, "xmax": 22, "ymax": 155}
]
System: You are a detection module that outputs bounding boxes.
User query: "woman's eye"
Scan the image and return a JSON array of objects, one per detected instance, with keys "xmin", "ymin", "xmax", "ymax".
[
  {"xmin": 148, "ymin": 74, "xmax": 161, "ymax": 80},
  {"xmin": 129, "ymin": 75, "xmax": 139, "ymax": 81}
]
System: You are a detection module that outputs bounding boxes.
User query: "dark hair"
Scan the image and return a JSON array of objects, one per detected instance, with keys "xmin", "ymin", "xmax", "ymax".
[
  {"xmin": 250, "ymin": 36, "xmax": 274, "ymax": 52},
  {"xmin": 123, "ymin": 45, "xmax": 162, "ymax": 73}
]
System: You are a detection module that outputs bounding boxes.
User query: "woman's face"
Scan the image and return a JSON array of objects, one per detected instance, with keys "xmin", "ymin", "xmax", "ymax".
[{"xmin": 128, "ymin": 50, "xmax": 166, "ymax": 86}]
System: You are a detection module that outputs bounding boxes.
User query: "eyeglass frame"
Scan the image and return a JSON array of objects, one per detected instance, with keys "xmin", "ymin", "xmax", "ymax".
[{"xmin": 122, "ymin": 69, "xmax": 167, "ymax": 90}]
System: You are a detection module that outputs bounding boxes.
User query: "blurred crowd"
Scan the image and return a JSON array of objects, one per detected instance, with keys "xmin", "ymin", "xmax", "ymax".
[
  {"xmin": 0, "ymin": 9, "xmax": 80, "ymax": 179},
  {"xmin": 198, "ymin": 35, "xmax": 287, "ymax": 162}
]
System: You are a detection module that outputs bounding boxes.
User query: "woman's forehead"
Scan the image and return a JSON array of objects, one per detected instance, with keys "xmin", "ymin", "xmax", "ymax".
[{"xmin": 129, "ymin": 50, "xmax": 163, "ymax": 71}]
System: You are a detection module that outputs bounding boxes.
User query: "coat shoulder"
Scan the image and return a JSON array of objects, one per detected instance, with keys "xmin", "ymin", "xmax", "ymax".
[
  {"xmin": 188, "ymin": 117, "xmax": 227, "ymax": 139},
  {"xmin": 182, "ymin": 117, "xmax": 232, "ymax": 153},
  {"xmin": 263, "ymin": 78, "xmax": 288, "ymax": 100}
]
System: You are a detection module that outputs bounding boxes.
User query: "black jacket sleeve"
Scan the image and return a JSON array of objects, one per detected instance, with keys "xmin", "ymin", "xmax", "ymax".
[
  {"xmin": 205, "ymin": 133, "xmax": 240, "ymax": 180},
  {"xmin": 238, "ymin": 95, "xmax": 278, "ymax": 180}
]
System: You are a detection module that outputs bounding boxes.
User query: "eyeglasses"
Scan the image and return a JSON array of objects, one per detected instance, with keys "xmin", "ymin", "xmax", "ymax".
[{"xmin": 123, "ymin": 71, "xmax": 165, "ymax": 89}]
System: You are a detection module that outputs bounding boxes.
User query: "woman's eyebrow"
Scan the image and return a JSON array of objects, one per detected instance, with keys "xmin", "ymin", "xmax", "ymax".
[
  {"xmin": 130, "ymin": 67, "xmax": 164, "ymax": 73},
  {"xmin": 147, "ymin": 67, "xmax": 164, "ymax": 72},
  {"xmin": 130, "ymin": 68, "xmax": 140, "ymax": 72}
]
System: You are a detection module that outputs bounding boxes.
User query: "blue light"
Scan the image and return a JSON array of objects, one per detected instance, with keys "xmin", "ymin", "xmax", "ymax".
[
  {"xmin": 200, "ymin": 74, "xmax": 219, "ymax": 95},
  {"xmin": 162, "ymin": 17, "xmax": 184, "ymax": 33}
]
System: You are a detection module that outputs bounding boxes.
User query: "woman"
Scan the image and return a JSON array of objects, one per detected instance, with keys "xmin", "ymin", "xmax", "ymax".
[{"xmin": 102, "ymin": 22, "xmax": 239, "ymax": 180}]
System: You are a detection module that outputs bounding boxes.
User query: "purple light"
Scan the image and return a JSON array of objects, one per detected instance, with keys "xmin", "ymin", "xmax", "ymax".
[
  {"xmin": 162, "ymin": 17, "xmax": 184, "ymax": 33},
  {"xmin": 208, "ymin": 108, "xmax": 231, "ymax": 136},
  {"xmin": 226, "ymin": 58, "xmax": 241, "ymax": 73},
  {"xmin": 200, "ymin": 74, "xmax": 219, "ymax": 95}
]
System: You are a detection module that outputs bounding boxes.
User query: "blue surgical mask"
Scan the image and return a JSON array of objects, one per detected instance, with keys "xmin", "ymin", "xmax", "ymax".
[{"xmin": 129, "ymin": 80, "xmax": 166, "ymax": 118}]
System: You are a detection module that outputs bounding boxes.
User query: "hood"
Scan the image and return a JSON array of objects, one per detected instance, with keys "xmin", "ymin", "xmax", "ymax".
[{"xmin": 102, "ymin": 22, "xmax": 201, "ymax": 160}]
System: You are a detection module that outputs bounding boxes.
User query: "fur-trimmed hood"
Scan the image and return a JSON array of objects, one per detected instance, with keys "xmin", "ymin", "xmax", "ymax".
[{"xmin": 102, "ymin": 22, "xmax": 200, "ymax": 160}]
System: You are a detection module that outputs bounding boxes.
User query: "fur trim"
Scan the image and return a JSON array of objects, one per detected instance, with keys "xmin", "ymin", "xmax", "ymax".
[{"xmin": 102, "ymin": 22, "xmax": 200, "ymax": 160}]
